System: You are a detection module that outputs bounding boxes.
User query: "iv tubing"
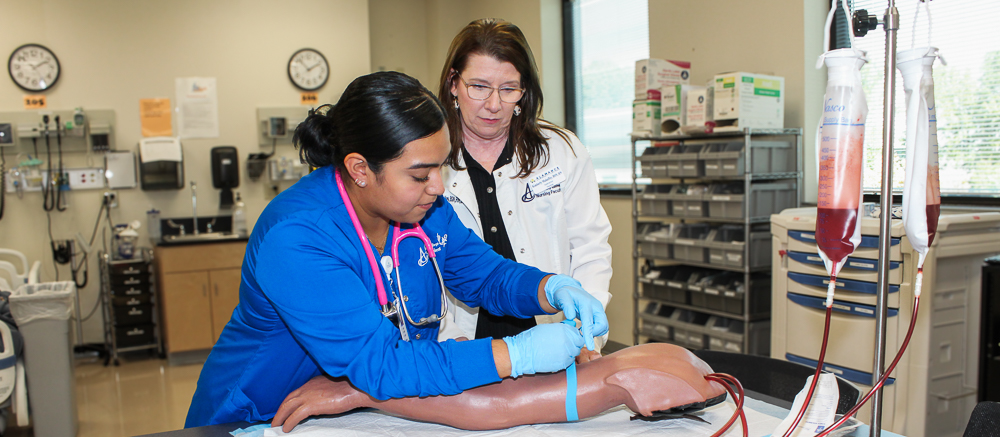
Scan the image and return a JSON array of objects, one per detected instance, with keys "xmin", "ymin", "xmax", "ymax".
[
  {"xmin": 817, "ymin": 291, "xmax": 921, "ymax": 436},
  {"xmin": 706, "ymin": 373, "xmax": 747, "ymax": 437},
  {"xmin": 781, "ymin": 305, "xmax": 834, "ymax": 437}
]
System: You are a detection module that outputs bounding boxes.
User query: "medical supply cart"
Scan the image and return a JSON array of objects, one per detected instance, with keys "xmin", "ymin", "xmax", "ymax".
[
  {"xmin": 630, "ymin": 128, "xmax": 802, "ymax": 356},
  {"xmin": 100, "ymin": 248, "xmax": 163, "ymax": 365},
  {"xmin": 771, "ymin": 208, "xmax": 1000, "ymax": 437}
]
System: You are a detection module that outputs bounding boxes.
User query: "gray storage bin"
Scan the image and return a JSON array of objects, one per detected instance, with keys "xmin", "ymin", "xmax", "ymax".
[
  {"xmin": 664, "ymin": 184, "xmax": 708, "ymax": 217},
  {"xmin": 706, "ymin": 181, "xmax": 798, "ymax": 219},
  {"xmin": 702, "ymin": 272, "xmax": 741, "ymax": 313},
  {"xmin": 670, "ymin": 224, "xmax": 710, "ymax": 263},
  {"xmin": 637, "ymin": 223, "xmax": 671, "ymax": 259},
  {"xmin": 640, "ymin": 303, "xmax": 674, "ymax": 341},
  {"xmin": 707, "ymin": 224, "xmax": 772, "ymax": 269},
  {"xmin": 672, "ymin": 310, "xmax": 710, "ymax": 349},
  {"xmin": 638, "ymin": 184, "xmax": 672, "ymax": 216},
  {"xmin": 638, "ymin": 146, "xmax": 672, "ymax": 178},
  {"xmin": 664, "ymin": 144, "xmax": 705, "ymax": 178},
  {"xmin": 641, "ymin": 265, "xmax": 692, "ymax": 304},
  {"xmin": 707, "ymin": 317, "xmax": 746, "ymax": 353},
  {"xmin": 685, "ymin": 269, "xmax": 713, "ymax": 307},
  {"xmin": 698, "ymin": 139, "xmax": 796, "ymax": 177}
]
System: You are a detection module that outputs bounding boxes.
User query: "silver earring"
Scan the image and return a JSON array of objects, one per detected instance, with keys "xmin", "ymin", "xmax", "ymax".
[
  {"xmin": 513, "ymin": 105, "xmax": 521, "ymax": 116},
  {"xmin": 454, "ymin": 100, "xmax": 460, "ymax": 110},
  {"xmin": 355, "ymin": 179, "xmax": 366, "ymax": 187}
]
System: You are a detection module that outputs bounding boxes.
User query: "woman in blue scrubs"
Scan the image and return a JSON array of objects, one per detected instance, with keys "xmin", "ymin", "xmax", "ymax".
[{"xmin": 185, "ymin": 71, "xmax": 608, "ymax": 427}]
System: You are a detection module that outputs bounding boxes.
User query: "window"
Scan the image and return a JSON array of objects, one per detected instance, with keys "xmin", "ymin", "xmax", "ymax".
[
  {"xmin": 842, "ymin": 1, "xmax": 1000, "ymax": 195},
  {"xmin": 565, "ymin": 0, "xmax": 649, "ymax": 185}
]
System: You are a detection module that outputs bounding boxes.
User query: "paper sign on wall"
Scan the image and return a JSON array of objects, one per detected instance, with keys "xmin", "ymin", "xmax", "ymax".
[
  {"xmin": 23, "ymin": 95, "xmax": 47, "ymax": 109},
  {"xmin": 175, "ymin": 77, "xmax": 219, "ymax": 139},
  {"xmin": 140, "ymin": 98, "xmax": 172, "ymax": 137},
  {"xmin": 300, "ymin": 92, "xmax": 319, "ymax": 105}
]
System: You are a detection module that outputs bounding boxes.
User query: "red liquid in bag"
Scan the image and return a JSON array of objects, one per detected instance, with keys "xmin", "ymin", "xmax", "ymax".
[
  {"xmin": 816, "ymin": 207, "xmax": 858, "ymax": 265},
  {"xmin": 926, "ymin": 203, "xmax": 940, "ymax": 247}
]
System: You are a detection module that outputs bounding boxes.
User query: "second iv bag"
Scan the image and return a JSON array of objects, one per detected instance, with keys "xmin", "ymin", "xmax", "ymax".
[
  {"xmin": 816, "ymin": 48, "xmax": 868, "ymax": 277},
  {"xmin": 898, "ymin": 47, "xmax": 943, "ymax": 268}
]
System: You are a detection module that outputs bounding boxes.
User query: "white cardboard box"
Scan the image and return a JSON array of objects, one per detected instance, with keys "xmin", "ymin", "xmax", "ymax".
[
  {"xmin": 632, "ymin": 99, "xmax": 661, "ymax": 137},
  {"xmin": 712, "ymin": 72, "xmax": 784, "ymax": 130},
  {"xmin": 684, "ymin": 86, "xmax": 714, "ymax": 128},
  {"xmin": 661, "ymin": 84, "xmax": 712, "ymax": 134},
  {"xmin": 635, "ymin": 59, "xmax": 691, "ymax": 100}
]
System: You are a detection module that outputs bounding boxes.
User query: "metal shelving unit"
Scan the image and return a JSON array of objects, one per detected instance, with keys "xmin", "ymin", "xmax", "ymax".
[
  {"xmin": 630, "ymin": 127, "xmax": 802, "ymax": 355},
  {"xmin": 99, "ymin": 248, "xmax": 163, "ymax": 365}
]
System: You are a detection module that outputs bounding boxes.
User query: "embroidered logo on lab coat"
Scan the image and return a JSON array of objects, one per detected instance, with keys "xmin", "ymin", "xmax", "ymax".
[
  {"xmin": 418, "ymin": 248, "xmax": 430, "ymax": 266},
  {"xmin": 521, "ymin": 183, "xmax": 561, "ymax": 202},
  {"xmin": 417, "ymin": 234, "xmax": 448, "ymax": 267}
]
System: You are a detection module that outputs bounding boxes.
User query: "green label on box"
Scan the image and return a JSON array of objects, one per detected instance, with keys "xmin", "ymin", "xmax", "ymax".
[
  {"xmin": 742, "ymin": 76, "xmax": 755, "ymax": 83},
  {"xmin": 716, "ymin": 78, "xmax": 724, "ymax": 82},
  {"xmin": 755, "ymin": 88, "xmax": 780, "ymax": 97},
  {"xmin": 724, "ymin": 83, "xmax": 735, "ymax": 89}
]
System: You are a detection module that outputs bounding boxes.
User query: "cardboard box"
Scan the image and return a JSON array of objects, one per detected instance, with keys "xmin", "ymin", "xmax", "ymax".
[
  {"xmin": 684, "ymin": 86, "xmax": 714, "ymax": 128},
  {"xmin": 633, "ymin": 99, "xmax": 661, "ymax": 137},
  {"xmin": 661, "ymin": 85, "xmax": 712, "ymax": 134},
  {"xmin": 712, "ymin": 72, "xmax": 784, "ymax": 130},
  {"xmin": 636, "ymin": 59, "xmax": 691, "ymax": 100}
]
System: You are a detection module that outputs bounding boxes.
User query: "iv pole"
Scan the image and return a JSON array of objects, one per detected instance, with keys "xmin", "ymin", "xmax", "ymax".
[{"xmin": 869, "ymin": 1, "xmax": 900, "ymax": 436}]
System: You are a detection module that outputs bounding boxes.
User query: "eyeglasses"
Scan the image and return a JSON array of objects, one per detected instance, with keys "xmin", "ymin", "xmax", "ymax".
[{"xmin": 457, "ymin": 75, "xmax": 524, "ymax": 103}]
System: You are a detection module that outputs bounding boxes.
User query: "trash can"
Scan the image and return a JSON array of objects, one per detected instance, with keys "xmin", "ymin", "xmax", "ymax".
[{"xmin": 9, "ymin": 281, "xmax": 77, "ymax": 437}]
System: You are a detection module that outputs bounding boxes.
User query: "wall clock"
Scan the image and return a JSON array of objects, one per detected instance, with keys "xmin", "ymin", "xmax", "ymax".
[
  {"xmin": 288, "ymin": 48, "xmax": 329, "ymax": 91},
  {"xmin": 8, "ymin": 43, "xmax": 61, "ymax": 92}
]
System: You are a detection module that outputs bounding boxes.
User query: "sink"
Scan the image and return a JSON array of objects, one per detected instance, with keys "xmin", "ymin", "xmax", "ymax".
[{"xmin": 160, "ymin": 232, "xmax": 246, "ymax": 245}]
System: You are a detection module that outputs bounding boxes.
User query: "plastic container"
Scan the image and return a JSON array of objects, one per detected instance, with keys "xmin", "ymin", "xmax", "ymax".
[
  {"xmin": 637, "ymin": 223, "xmax": 671, "ymax": 259},
  {"xmin": 9, "ymin": 281, "xmax": 78, "ymax": 437},
  {"xmin": 706, "ymin": 181, "xmax": 798, "ymax": 219},
  {"xmin": 670, "ymin": 223, "xmax": 710, "ymax": 263},
  {"xmin": 699, "ymin": 139, "xmax": 796, "ymax": 177},
  {"xmin": 232, "ymin": 192, "xmax": 248, "ymax": 237},
  {"xmin": 665, "ymin": 184, "xmax": 708, "ymax": 218},
  {"xmin": 638, "ymin": 146, "xmax": 672, "ymax": 178},
  {"xmin": 664, "ymin": 144, "xmax": 706, "ymax": 178},
  {"xmin": 146, "ymin": 208, "xmax": 161, "ymax": 242},
  {"xmin": 638, "ymin": 185, "xmax": 673, "ymax": 216}
]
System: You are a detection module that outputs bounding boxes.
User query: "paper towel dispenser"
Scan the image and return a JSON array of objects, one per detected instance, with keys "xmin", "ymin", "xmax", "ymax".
[{"xmin": 138, "ymin": 137, "xmax": 184, "ymax": 190}]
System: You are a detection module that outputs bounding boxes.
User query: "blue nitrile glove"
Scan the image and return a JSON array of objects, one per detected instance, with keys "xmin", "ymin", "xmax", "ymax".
[
  {"xmin": 543, "ymin": 274, "xmax": 609, "ymax": 351},
  {"xmin": 502, "ymin": 322, "xmax": 585, "ymax": 378}
]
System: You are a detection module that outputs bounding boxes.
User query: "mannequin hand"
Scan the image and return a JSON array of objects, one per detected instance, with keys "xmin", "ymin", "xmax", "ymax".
[
  {"xmin": 502, "ymin": 322, "xmax": 585, "ymax": 377},
  {"xmin": 576, "ymin": 346, "xmax": 603, "ymax": 364},
  {"xmin": 543, "ymin": 275, "xmax": 609, "ymax": 350},
  {"xmin": 272, "ymin": 375, "xmax": 369, "ymax": 432}
]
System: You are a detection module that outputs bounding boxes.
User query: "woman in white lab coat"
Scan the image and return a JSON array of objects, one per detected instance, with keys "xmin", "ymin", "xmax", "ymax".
[{"xmin": 435, "ymin": 18, "xmax": 613, "ymax": 351}]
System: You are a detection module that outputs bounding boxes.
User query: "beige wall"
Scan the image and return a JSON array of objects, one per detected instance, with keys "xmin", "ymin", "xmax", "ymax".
[
  {"xmin": 648, "ymin": 0, "xmax": 827, "ymax": 203},
  {"xmin": 0, "ymin": 0, "xmax": 371, "ymax": 344},
  {"xmin": 601, "ymin": 195, "xmax": 636, "ymax": 346},
  {"xmin": 369, "ymin": 0, "xmax": 565, "ymax": 126}
]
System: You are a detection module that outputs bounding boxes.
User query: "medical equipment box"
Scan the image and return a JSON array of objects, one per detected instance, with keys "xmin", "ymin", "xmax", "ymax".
[
  {"xmin": 632, "ymin": 99, "xmax": 661, "ymax": 136},
  {"xmin": 662, "ymin": 85, "xmax": 712, "ymax": 135},
  {"xmin": 712, "ymin": 72, "xmax": 784, "ymax": 130},
  {"xmin": 635, "ymin": 58, "xmax": 691, "ymax": 100},
  {"xmin": 684, "ymin": 86, "xmax": 714, "ymax": 129}
]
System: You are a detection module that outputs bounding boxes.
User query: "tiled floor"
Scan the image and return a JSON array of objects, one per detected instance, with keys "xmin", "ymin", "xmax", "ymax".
[{"xmin": 5, "ymin": 355, "xmax": 202, "ymax": 437}]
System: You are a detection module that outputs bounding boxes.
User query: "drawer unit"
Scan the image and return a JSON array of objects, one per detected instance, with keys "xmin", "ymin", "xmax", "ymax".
[
  {"xmin": 786, "ymin": 354, "xmax": 898, "ymax": 427},
  {"xmin": 112, "ymin": 294, "xmax": 152, "ymax": 307},
  {"xmin": 109, "ymin": 273, "xmax": 152, "ymax": 288},
  {"xmin": 786, "ymin": 271, "xmax": 900, "ymax": 308},
  {"xmin": 113, "ymin": 304, "xmax": 155, "ymax": 326},
  {"xmin": 786, "ymin": 251, "xmax": 903, "ymax": 284},
  {"xmin": 787, "ymin": 229, "xmax": 903, "ymax": 262},
  {"xmin": 785, "ymin": 292, "xmax": 900, "ymax": 376},
  {"xmin": 115, "ymin": 324, "xmax": 156, "ymax": 349}
]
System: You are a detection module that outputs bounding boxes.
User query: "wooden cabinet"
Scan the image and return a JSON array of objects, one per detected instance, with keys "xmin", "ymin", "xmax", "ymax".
[{"xmin": 155, "ymin": 241, "xmax": 246, "ymax": 355}]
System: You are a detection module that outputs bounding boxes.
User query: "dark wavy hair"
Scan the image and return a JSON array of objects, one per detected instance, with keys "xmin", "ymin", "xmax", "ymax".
[
  {"xmin": 438, "ymin": 18, "xmax": 571, "ymax": 178},
  {"xmin": 294, "ymin": 71, "xmax": 447, "ymax": 175}
]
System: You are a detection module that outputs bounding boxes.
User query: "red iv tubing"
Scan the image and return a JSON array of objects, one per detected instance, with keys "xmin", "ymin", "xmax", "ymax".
[
  {"xmin": 705, "ymin": 373, "xmax": 747, "ymax": 437},
  {"xmin": 781, "ymin": 302, "xmax": 835, "ymax": 437}
]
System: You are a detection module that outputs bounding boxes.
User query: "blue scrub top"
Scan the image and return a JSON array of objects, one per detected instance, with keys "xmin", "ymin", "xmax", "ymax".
[{"xmin": 185, "ymin": 166, "xmax": 549, "ymax": 427}]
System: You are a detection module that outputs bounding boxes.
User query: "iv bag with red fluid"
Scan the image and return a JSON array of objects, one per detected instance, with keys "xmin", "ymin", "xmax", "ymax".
[
  {"xmin": 816, "ymin": 49, "xmax": 869, "ymax": 277},
  {"xmin": 898, "ymin": 47, "xmax": 943, "ymax": 268}
]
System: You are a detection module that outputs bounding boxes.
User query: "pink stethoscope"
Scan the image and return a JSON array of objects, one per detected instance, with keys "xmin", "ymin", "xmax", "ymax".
[{"xmin": 335, "ymin": 169, "xmax": 448, "ymax": 328}]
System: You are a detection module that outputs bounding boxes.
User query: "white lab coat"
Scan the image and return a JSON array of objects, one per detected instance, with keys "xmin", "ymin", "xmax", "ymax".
[{"xmin": 438, "ymin": 125, "xmax": 613, "ymax": 346}]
